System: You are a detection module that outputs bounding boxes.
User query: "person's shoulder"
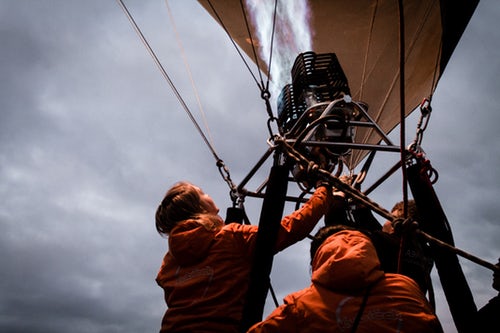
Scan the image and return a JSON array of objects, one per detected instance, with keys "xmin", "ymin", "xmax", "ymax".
[
  {"xmin": 222, "ymin": 222, "xmax": 259, "ymax": 232},
  {"xmin": 221, "ymin": 222, "xmax": 258, "ymax": 234},
  {"xmin": 381, "ymin": 272, "xmax": 422, "ymax": 292},
  {"xmin": 281, "ymin": 286, "xmax": 313, "ymax": 310},
  {"xmin": 217, "ymin": 223, "xmax": 259, "ymax": 252}
]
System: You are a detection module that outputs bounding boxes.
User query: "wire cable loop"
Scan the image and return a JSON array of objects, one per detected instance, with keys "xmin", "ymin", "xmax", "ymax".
[
  {"xmin": 266, "ymin": 116, "xmax": 279, "ymax": 139},
  {"xmin": 406, "ymin": 151, "xmax": 439, "ymax": 184},
  {"xmin": 266, "ymin": 134, "xmax": 283, "ymax": 149}
]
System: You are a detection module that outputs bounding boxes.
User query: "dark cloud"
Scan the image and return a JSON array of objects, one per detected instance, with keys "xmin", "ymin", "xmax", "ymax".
[{"xmin": 0, "ymin": 1, "xmax": 499, "ymax": 333}]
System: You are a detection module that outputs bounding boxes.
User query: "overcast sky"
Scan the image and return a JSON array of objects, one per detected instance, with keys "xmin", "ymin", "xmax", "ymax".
[{"xmin": 1, "ymin": 1, "xmax": 499, "ymax": 332}]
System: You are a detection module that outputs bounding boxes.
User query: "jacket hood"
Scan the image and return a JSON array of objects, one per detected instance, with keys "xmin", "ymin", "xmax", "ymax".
[
  {"xmin": 167, "ymin": 219, "xmax": 217, "ymax": 266},
  {"xmin": 311, "ymin": 230, "xmax": 384, "ymax": 292}
]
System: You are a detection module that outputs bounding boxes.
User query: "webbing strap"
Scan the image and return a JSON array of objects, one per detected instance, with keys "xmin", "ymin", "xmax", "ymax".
[
  {"xmin": 239, "ymin": 164, "xmax": 289, "ymax": 332},
  {"xmin": 350, "ymin": 285, "xmax": 372, "ymax": 333},
  {"xmin": 225, "ymin": 207, "xmax": 245, "ymax": 224},
  {"xmin": 407, "ymin": 159, "xmax": 476, "ymax": 333}
]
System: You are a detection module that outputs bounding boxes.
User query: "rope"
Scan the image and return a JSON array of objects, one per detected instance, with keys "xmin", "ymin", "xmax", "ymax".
[
  {"xmin": 278, "ymin": 137, "xmax": 500, "ymax": 273},
  {"xmin": 398, "ymin": 0, "xmax": 409, "ymax": 219},
  {"xmin": 209, "ymin": 0, "xmax": 277, "ymax": 121},
  {"xmin": 238, "ymin": 0, "xmax": 277, "ymax": 124},
  {"xmin": 119, "ymin": 2, "xmax": 498, "ymax": 278},
  {"xmin": 164, "ymin": 0, "xmax": 215, "ymax": 147},
  {"xmin": 417, "ymin": 229, "xmax": 500, "ymax": 273},
  {"xmin": 278, "ymin": 138, "xmax": 394, "ymax": 220},
  {"xmin": 397, "ymin": 0, "xmax": 409, "ymax": 275},
  {"xmin": 238, "ymin": 0, "xmax": 267, "ymax": 91},
  {"xmin": 266, "ymin": 0, "xmax": 279, "ymax": 91},
  {"xmin": 359, "ymin": 0, "xmax": 378, "ymax": 101},
  {"xmin": 117, "ymin": 0, "xmax": 237, "ymax": 193},
  {"xmin": 408, "ymin": 0, "xmax": 439, "ymax": 102},
  {"xmin": 205, "ymin": 0, "xmax": 263, "ymax": 91},
  {"xmin": 205, "ymin": 0, "xmax": 277, "ymax": 131}
]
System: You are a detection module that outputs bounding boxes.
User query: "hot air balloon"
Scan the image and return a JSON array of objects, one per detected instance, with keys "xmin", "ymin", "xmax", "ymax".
[
  {"xmin": 119, "ymin": 1, "xmax": 498, "ymax": 332},
  {"xmin": 194, "ymin": 2, "xmax": 491, "ymax": 332},
  {"xmin": 198, "ymin": 0, "xmax": 479, "ymax": 172}
]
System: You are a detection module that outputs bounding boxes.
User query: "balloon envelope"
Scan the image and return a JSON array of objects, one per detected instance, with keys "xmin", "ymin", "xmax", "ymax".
[{"xmin": 198, "ymin": 0, "xmax": 479, "ymax": 169}]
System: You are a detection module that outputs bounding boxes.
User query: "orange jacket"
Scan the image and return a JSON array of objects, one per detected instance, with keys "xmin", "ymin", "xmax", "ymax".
[
  {"xmin": 247, "ymin": 230, "xmax": 443, "ymax": 333},
  {"xmin": 156, "ymin": 186, "xmax": 333, "ymax": 333}
]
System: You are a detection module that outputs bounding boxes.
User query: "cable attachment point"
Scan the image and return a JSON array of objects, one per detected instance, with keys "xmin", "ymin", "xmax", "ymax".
[
  {"xmin": 393, "ymin": 217, "xmax": 420, "ymax": 236},
  {"xmin": 260, "ymin": 88, "xmax": 274, "ymax": 119},
  {"xmin": 411, "ymin": 98, "xmax": 433, "ymax": 149},
  {"xmin": 406, "ymin": 151, "xmax": 439, "ymax": 185},
  {"xmin": 217, "ymin": 159, "xmax": 237, "ymax": 191},
  {"xmin": 307, "ymin": 161, "xmax": 319, "ymax": 175},
  {"xmin": 420, "ymin": 98, "xmax": 432, "ymax": 116},
  {"xmin": 229, "ymin": 187, "xmax": 246, "ymax": 208},
  {"xmin": 267, "ymin": 116, "xmax": 279, "ymax": 139},
  {"xmin": 267, "ymin": 134, "xmax": 285, "ymax": 150},
  {"xmin": 261, "ymin": 88, "xmax": 271, "ymax": 100}
]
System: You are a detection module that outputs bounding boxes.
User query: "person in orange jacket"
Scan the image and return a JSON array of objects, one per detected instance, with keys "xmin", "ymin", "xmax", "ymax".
[
  {"xmin": 247, "ymin": 225, "xmax": 444, "ymax": 333},
  {"xmin": 326, "ymin": 197, "xmax": 434, "ymax": 295},
  {"xmin": 154, "ymin": 181, "xmax": 334, "ymax": 333},
  {"xmin": 379, "ymin": 199, "xmax": 434, "ymax": 294}
]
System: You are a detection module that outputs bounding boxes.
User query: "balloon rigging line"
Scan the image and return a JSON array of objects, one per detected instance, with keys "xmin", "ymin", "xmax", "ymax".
[
  {"xmin": 359, "ymin": 0, "xmax": 378, "ymax": 102},
  {"xmin": 281, "ymin": 137, "xmax": 500, "ymax": 273},
  {"xmin": 238, "ymin": 0, "xmax": 266, "ymax": 90},
  {"xmin": 265, "ymin": 0, "xmax": 279, "ymax": 93},
  {"xmin": 205, "ymin": 0, "xmax": 269, "ymax": 95},
  {"xmin": 398, "ymin": 0, "xmax": 409, "ymax": 217},
  {"xmin": 117, "ymin": 0, "xmax": 499, "ymax": 295},
  {"xmin": 164, "ymin": 0, "xmax": 215, "ymax": 147},
  {"xmin": 350, "ymin": 0, "xmax": 378, "ymax": 169},
  {"xmin": 409, "ymin": 0, "xmax": 440, "ymax": 102},
  {"xmin": 116, "ymin": 0, "xmax": 224, "ymax": 167}
]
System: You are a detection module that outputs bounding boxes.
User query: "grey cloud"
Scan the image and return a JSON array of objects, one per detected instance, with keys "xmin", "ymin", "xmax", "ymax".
[{"xmin": 1, "ymin": 1, "xmax": 499, "ymax": 333}]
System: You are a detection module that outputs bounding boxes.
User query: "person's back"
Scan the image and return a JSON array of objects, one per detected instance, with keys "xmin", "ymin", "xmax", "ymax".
[
  {"xmin": 157, "ymin": 220, "xmax": 258, "ymax": 332},
  {"xmin": 247, "ymin": 227, "xmax": 443, "ymax": 333}
]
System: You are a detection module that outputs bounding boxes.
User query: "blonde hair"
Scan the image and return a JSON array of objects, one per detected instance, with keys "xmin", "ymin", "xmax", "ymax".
[
  {"xmin": 155, "ymin": 181, "xmax": 222, "ymax": 236},
  {"xmin": 156, "ymin": 181, "xmax": 203, "ymax": 236}
]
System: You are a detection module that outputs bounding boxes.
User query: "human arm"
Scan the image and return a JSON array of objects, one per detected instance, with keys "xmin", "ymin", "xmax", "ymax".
[{"xmin": 274, "ymin": 185, "xmax": 333, "ymax": 252}]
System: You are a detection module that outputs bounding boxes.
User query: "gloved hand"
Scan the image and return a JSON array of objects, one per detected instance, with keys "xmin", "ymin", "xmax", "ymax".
[{"xmin": 392, "ymin": 217, "xmax": 419, "ymax": 236}]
